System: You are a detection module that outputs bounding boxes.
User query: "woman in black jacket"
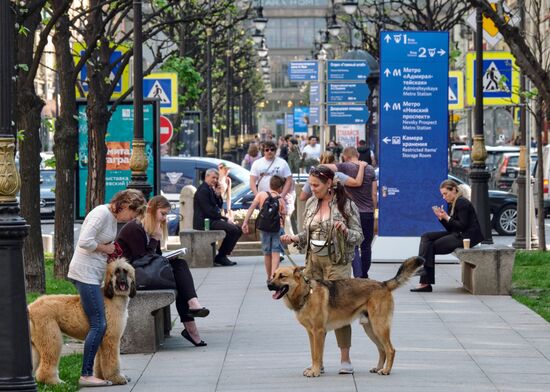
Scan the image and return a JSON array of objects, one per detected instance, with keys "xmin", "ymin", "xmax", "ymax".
[
  {"xmin": 117, "ymin": 195, "xmax": 210, "ymax": 346},
  {"xmin": 411, "ymin": 180, "xmax": 484, "ymax": 292}
]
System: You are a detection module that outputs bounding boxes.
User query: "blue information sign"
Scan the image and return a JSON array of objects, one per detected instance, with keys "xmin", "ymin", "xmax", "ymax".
[
  {"xmin": 293, "ymin": 107, "xmax": 310, "ymax": 133},
  {"xmin": 328, "ymin": 83, "xmax": 370, "ymax": 103},
  {"xmin": 327, "ymin": 60, "xmax": 370, "ymax": 81},
  {"xmin": 327, "ymin": 105, "xmax": 368, "ymax": 125},
  {"xmin": 310, "ymin": 83, "xmax": 320, "ymax": 104},
  {"xmin": 288, "ymin": 61, "xmax": 319, "ymax": 81},
  {"xmin": 285, "ymin": 113, "xmax": 294, "ymax": 132},
  {"xmin": 309, "ymin": 106, "xmax": 320, "ymax": 125},
  {"xmin": 379, "ymin": 31, "xmax": 449, "ymax": 236}
]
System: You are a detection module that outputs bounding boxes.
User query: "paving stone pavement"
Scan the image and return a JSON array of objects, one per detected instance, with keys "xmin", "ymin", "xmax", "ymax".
[{"xmin": 82, "ymin": 255, "xmax": 550, "ymax": 392}]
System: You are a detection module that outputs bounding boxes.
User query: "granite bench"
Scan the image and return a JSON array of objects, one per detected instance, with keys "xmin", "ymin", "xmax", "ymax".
[
  {"xmin": 179, "ymin": 229, "xmax": 225, "ymax": 268},
  {"xmin": 121, "ymin": 289, "xmax": 176, "ymax": 354},
  {"xmin": 453, "ymin": 245, "xmax": 516, "ymax": 295}
]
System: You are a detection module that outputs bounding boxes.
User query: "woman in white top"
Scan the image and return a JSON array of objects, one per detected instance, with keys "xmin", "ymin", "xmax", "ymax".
[{"xmin": 68, "ymin": 189, "xmax": 146, "ymax": 387}]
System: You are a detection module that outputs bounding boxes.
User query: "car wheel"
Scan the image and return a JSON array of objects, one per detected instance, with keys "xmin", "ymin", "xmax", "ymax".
[{"xmin": 494, "ymin": 205, "xmax": 517, "ymax": 236}]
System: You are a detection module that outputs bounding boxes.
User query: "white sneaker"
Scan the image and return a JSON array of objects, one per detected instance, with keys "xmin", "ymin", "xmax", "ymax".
[{"xmin": 338, "ymin": 362, "xmax": 354, "ymax": 374}]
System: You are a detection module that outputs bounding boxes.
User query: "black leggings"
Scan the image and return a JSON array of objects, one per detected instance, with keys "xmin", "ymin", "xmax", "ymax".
[
  {"xmin": 418, "ymin": 231, "xmax": 462, "ymax": 285},
  {"xmin": 170, "ymin": 259, "xmax": 198, "ymax": 323}
]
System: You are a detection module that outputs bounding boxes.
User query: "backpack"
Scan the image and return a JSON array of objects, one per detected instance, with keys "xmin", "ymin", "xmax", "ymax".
[{"xmin": 256, "ymin": 192, "xmax": 281, "ymax": 233}]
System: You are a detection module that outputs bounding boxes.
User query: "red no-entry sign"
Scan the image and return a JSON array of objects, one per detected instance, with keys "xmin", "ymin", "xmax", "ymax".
[{"xmin": 159, "ymin": 116, "xmax": 173, "ymax": 145}]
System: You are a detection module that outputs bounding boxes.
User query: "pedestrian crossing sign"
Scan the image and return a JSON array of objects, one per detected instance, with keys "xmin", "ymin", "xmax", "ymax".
[
  {"xmin": 448, "ymin": 71, "xmax": 464, "ymax": 110},
  {"xmin": 74, "ymin": 43, "xmax": 130, "ymax": 99},
  {"xmin": 143, "ymin": 73, "xmax": 178, "ymax": 114},
  {"xmin": 465, "ymin": 52, "xmax": 519, "ymax": 106}
]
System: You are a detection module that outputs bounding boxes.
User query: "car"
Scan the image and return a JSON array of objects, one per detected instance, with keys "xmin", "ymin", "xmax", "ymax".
[
  {"xmin": 494, "ymin": 152, "xmax": 537, "ymax": 192},
  {"xmin": 161, "ymin": 157, "xmax": 254, "ymax": 235},
  {"xmin": 39, "ymin": 169, "xmax": 56, "ymax": 218},
  {"xmin": 449, "ymin": 174, "xmax": 518, "ymax": 236}
]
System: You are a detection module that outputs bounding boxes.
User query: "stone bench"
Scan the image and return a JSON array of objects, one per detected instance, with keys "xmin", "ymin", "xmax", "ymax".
[
  {"xmin": 453, "ymin": 245, "xmax": 516, "ymax": 295},
  {"xmin": 179, "ymin": 229, "xmax": 225, "ymax": 268},
  {"xmin": 121, "ymin": 290, "xmax": 176, "ymax": 354}
]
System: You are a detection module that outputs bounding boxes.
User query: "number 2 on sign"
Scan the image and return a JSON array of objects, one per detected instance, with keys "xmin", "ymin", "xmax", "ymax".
[{"xmin": 418, "ymin": 47, "xmax": 426, "ymax": 58}]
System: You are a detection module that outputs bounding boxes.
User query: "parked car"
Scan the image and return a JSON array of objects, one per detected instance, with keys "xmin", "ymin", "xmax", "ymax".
[
  {"xmin": 39, "ymin": 169, "xmax": 56, "ymax": 218},
  {"xmin": 450, "ymin": 174, "xmax": 518, "ymax": 236},
  {"xmin": 494, "ymin": 152, "xmax": 537, "ymax": 192},
  {"xmin": 161, "ymin": 157, "xmax": 254, "ymax": 235}
]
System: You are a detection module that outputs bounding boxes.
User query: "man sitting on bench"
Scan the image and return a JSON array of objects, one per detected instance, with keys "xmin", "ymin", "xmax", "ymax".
[{"xmin": 193, "ymin": 168, "xmax": 241, "ymax": 266}]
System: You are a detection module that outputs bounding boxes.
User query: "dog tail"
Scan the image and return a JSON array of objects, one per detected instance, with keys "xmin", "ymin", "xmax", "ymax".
[{"xmin": 383, "ymin": 256, "xmax": 425, "ymax": 291}]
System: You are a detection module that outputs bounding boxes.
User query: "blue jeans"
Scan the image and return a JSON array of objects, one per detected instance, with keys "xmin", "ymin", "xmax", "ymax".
[
  {"xmin": 354, "ymin": 212, "xmax": 374, "ymax": 278},
  {"xmin": 74, "ymin": 280, "xmax": 107, "ymax": 377}
]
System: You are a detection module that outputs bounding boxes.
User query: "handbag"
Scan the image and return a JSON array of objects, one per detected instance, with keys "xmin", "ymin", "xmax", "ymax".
[{"xmin": 131, "ymin": 254, "xmax": 176, "ymax": 290}]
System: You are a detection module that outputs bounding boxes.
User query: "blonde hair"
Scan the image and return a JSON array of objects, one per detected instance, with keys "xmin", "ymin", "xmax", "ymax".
[
  {"xmin": 139, "ymin": 195, "xmax": 171, "ymax": 249},
  {"xmin": 109, "ymin": 189, "xmax": 146, "ymax": 214},
  {"xmin": 439, "ymin": 179, "xmax": 463, "ymax": 216},
  {"xmin": 248, "ymin": 144, "xmax": 259, "ymax": 157},
  {"xmin": 319, "ymin": 151, "xmax": 335, "ymax": 164}
]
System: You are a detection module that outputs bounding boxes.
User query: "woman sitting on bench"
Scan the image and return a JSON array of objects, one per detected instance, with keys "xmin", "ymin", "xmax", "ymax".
[{"xmin": 117, "ymin": 195, "xmax": 210, "ymax": 347}]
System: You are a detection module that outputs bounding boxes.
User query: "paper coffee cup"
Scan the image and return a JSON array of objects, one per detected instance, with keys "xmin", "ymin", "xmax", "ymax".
[{"xmin": 463, "ymin": 238, "xmax": 471, "ymax": 249}]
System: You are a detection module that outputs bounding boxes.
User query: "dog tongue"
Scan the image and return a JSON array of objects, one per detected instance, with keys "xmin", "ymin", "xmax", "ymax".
[{"xmin": 272, "ymin": 291, "xmax": 281, "ymax": 300}]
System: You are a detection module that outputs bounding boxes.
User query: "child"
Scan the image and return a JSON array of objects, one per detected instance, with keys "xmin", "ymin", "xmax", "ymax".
[{"xmin": 242, "ymin": 175, "xmax": 286, "ymax": 281}]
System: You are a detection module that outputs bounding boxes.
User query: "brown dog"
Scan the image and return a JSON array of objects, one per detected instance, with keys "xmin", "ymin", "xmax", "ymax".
[
  {"xmin": 28, "ymin": 258, "xmax": 136, "ymax": 385},
  {"xmin": 268, "ymin": 256, "xmax": 424, "ymax": 377}
]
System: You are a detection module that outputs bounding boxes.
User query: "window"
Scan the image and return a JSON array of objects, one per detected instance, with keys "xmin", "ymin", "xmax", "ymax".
[{"xmin": 264, "ymin": 17, "xmax": 324, "ymax": 49}]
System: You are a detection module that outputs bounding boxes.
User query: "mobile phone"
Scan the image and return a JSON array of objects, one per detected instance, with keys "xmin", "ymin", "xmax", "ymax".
[{"xmin": 432, "ymin": 206, "xmax": 439, "ymax": 211}]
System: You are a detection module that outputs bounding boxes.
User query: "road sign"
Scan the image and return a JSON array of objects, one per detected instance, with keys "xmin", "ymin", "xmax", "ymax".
[
  {"xmin": 144, "ymin": 73, "xmax": 178, "ymax": 114},
  {"xmin": 327, "ymin": 105, "xmax": 368, "ymax": 125},
  {"xmin": 465, "ymin": 51, "xmax": 519, "ymax": 106},
  {"xmin": 288, "ymin": 61, "xmax": 319, "ymax": 81},
  {"xmin": 466, "ymin": 2, "xmax": 519, "ymax": 47},
  {"xmin": 159, "ymin": 116, "xmax": 174, "ymax": 145},
  {"xmin": 310, "ymin": 83, "xmax": 320, "ymax": 104},
  {"xmin": 327, "ymin": 82, "xmax": 370, "ymax": 103},
  {"xmin": 285, "ymin": 113, "xmax": 294, "ymax": 133},
  {"xmin": 309, "ymin": 106, "xmax": 320, "ymax": 125},
  {"xmin": 74, "ymin": 43, "xmax": 130, "ymax": 98},
  {"xmin": 448, "ymin": 71, "xmax": 464, "ymax": 110},
  {"xmin": 327, "ymin": 60, "xmax": 370, "ymax": 81},
  {"xmin": 379, "ymin": 30, "xmax": 449, "ymax": 236}
]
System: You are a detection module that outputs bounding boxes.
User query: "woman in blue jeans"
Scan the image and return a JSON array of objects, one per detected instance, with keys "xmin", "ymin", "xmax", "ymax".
[{"xmin": 68, "ymin": 189, "xmax": 146, "ymax": 387}]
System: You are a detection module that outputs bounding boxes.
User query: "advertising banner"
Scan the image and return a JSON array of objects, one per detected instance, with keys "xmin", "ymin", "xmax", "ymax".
[
  {"xmin": 379, "ymin": 31, "xmax": 449, "ymax": 236},
  {"xmin": 293, "ymin": 107, "xmax": 310, "ymax": 134},
  {"xmin": 77, "ymin": 101, "xmax": 159, "ymax": 219}
]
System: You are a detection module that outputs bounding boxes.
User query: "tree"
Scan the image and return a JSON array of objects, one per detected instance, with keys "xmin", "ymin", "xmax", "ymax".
[{"xmin": 468, "ymin": 0, "xmax": 548, "ymax": 249}]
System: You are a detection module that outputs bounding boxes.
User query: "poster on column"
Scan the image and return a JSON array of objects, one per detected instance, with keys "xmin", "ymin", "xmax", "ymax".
[
  {"xmin": 293, "ymin": 107, "xmax": 310, "ymax": 134},
  {"xmin": 76, "ymin": 100, "xmax": 160, "ymax": 219},
  {"xmin": 379, "ymin": 31, "xmax": 449, "ymax": 236},
  {"xmin": 336, "ymin": 124, "xmax": 365, "ymax": 147}
]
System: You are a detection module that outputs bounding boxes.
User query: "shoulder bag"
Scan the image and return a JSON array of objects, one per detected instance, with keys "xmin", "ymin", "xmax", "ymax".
[{"xmin": 131, "ymin": 254, "xmax": 176, "ymax": 290}]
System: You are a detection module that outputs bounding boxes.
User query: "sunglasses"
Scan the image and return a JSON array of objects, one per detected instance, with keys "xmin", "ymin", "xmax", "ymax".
[
  {"xmin": 309, "ymin": 167, "xmax": 332, "ymax": 179},
  {"xmin": 264, "ymin": 147, "xmax": 276, "ymax": 152}
]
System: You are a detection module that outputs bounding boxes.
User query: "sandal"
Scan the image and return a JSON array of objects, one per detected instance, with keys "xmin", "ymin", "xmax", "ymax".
[{"xmin": 181, "ymin": 329, "xmax": 207, "ymax": 347}]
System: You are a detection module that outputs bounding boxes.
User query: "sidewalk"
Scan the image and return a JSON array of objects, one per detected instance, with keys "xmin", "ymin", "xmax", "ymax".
[{"xmin": 87, "ymin": 255, "xmax": 550, "ymax": 392}]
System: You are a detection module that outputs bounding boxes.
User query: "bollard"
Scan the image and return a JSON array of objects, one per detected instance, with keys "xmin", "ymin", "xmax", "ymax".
[{"xmin": 179, "ymin": 185, "xmax": 197, "ymax": 232}]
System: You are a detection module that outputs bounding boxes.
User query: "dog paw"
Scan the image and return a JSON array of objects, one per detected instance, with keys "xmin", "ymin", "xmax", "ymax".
[
  {"xmin": 303, "ymin": 367, "xmax": 321, "ymax": 377},
  {"xmin": 107, "ymin": 374, "xmax": 129, "ymax": 385},
  {"xmin": 369, "ymin": 367, "xmax": 380, "ymax": 373},
  {"xmin": 377, "ymin": 369, "xmax": 391, "ymax": 376}
]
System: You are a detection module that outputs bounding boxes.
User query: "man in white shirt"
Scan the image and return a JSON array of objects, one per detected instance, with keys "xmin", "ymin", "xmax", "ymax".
[
  {"xmin": 302, "ymin": 135, "xmax": 321, "ymax": 161},
  {"xmin": 250, "ymin": 140, "xmax": 292, "ymax": 198}
]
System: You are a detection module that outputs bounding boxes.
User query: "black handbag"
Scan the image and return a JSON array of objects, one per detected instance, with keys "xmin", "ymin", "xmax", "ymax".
[{"xmin": 131, "ymin": 254, "xmax": 176, "ymax": 290}]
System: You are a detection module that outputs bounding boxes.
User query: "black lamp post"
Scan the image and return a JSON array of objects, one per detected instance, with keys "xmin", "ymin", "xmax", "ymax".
[
  {"xmin": 205, "ymin": 2, "xmax": 215, "ymax": 157},
  {"xmin": 0, "ymin": 2, "xmax": 37, "ymax": 390},
  {"xmin": 127, "ymin": 0, "xmax": 152, "ymax": 199},
  {"xmin": 469, "ymin": 7, "xmax": 493, "ymax": 244}
]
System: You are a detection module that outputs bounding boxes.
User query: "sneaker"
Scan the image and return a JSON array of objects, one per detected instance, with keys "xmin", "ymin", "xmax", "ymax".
[{"xmin": 338, "ymin": 362, "xmax": 354, "ymax": 375}]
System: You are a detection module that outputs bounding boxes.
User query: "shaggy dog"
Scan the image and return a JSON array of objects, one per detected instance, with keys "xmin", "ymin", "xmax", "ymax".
[
  {"xmin": 268, "ymin": 256, "xmax": 424, "ymax": 377},
  {"xmin": 28, "ymin": 258, "xmax": 136, "ymax": 385}
]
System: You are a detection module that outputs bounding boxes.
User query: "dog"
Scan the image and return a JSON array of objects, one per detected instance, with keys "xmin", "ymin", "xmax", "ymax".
[
  {"xmin": 267, "ymin": 256, "xmax": 424, "ymax": 377},
  {"xmin": 28, "ymin": 258, "xmax": 136, "ymax": 385}
]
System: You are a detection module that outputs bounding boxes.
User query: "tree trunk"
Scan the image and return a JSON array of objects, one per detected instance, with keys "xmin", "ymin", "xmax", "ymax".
[
  {"xmin": 52, "ymin": 5, "xmax": 77, "ymax": 278},
  {"xmin": 535, "ymin": 97, "xmax": 547, "ymax": 250}
]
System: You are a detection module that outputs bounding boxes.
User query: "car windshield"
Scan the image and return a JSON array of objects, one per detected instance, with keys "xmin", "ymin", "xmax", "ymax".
[{"xmin": 40, "ymin": 170, "xmax": 55, "ymax": 189}]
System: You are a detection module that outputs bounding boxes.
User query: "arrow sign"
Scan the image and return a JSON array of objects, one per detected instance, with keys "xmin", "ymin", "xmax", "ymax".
[
  {"xmin": 382, "ymin": 137, "xmax": 391, "ymax": 144},
  {"xmin": 384, "ymin": 68, "xmax": 391, "ymax": 77},
  {"xmin": 383, "ymin": 102, "xmax": 390, "ymax": 111}
]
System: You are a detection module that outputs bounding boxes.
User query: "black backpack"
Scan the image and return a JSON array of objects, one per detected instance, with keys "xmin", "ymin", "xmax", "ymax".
[{"xmin": 256, "ymin": 192, "xmax": 281, "ymax": 233}]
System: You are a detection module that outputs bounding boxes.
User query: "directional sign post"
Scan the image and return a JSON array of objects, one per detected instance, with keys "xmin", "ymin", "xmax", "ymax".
[
  {"xmin": 465, "ymin": 51, "xmax": 519, "ymax": 106},
  {"xmin": 327, "ymin": 83, "xmax": 370, "ymax": 103},
  {"xmin": 309, "ymin": 106, "xmax": 320, "ymax": 125},
  {"xmin": 288, "ymin": 61, "xmax": 319, "ymax": 81},
  {"xmin": 327, "ymin": 105, "xmax": 368, "ymax": 125},
  {"xmin": 310, "ymin": 83, "xmax": 320, "ymax": 104},
  {"xmin": 379, "ymin": 31, "xmax": 449, "ymax": 236},
  {"xmin": 144, "ymin": 73, "xmax": 178, "ymax": 114},
  {"xmin": 327, "ymin": 60, "xmax": 370, "ymax": 81}
]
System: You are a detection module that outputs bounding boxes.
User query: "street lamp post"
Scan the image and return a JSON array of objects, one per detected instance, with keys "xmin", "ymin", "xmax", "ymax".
[
  {"xmin": 127, "ymin": 0, "xmax": 152, "ymax": 199},
  {"xmin": 0, "ymin": 2, "xmax": 37, "ymax": 390},
  {"xmin": 469, "ymin": 7, "xmax": 493, "ymax": 244},
  {"xmin": 205, "ymin": 1, "xmax": 216, "ymax": 157}
]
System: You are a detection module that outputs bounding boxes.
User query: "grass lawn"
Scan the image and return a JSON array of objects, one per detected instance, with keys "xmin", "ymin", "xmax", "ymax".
[
  {"xmin": 512, "ymin": 250, "xmax": 550, "ymax": 322},
  {"xmin": 27, "ymin": 255, "xmax": 81, "ymax": 391}
]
